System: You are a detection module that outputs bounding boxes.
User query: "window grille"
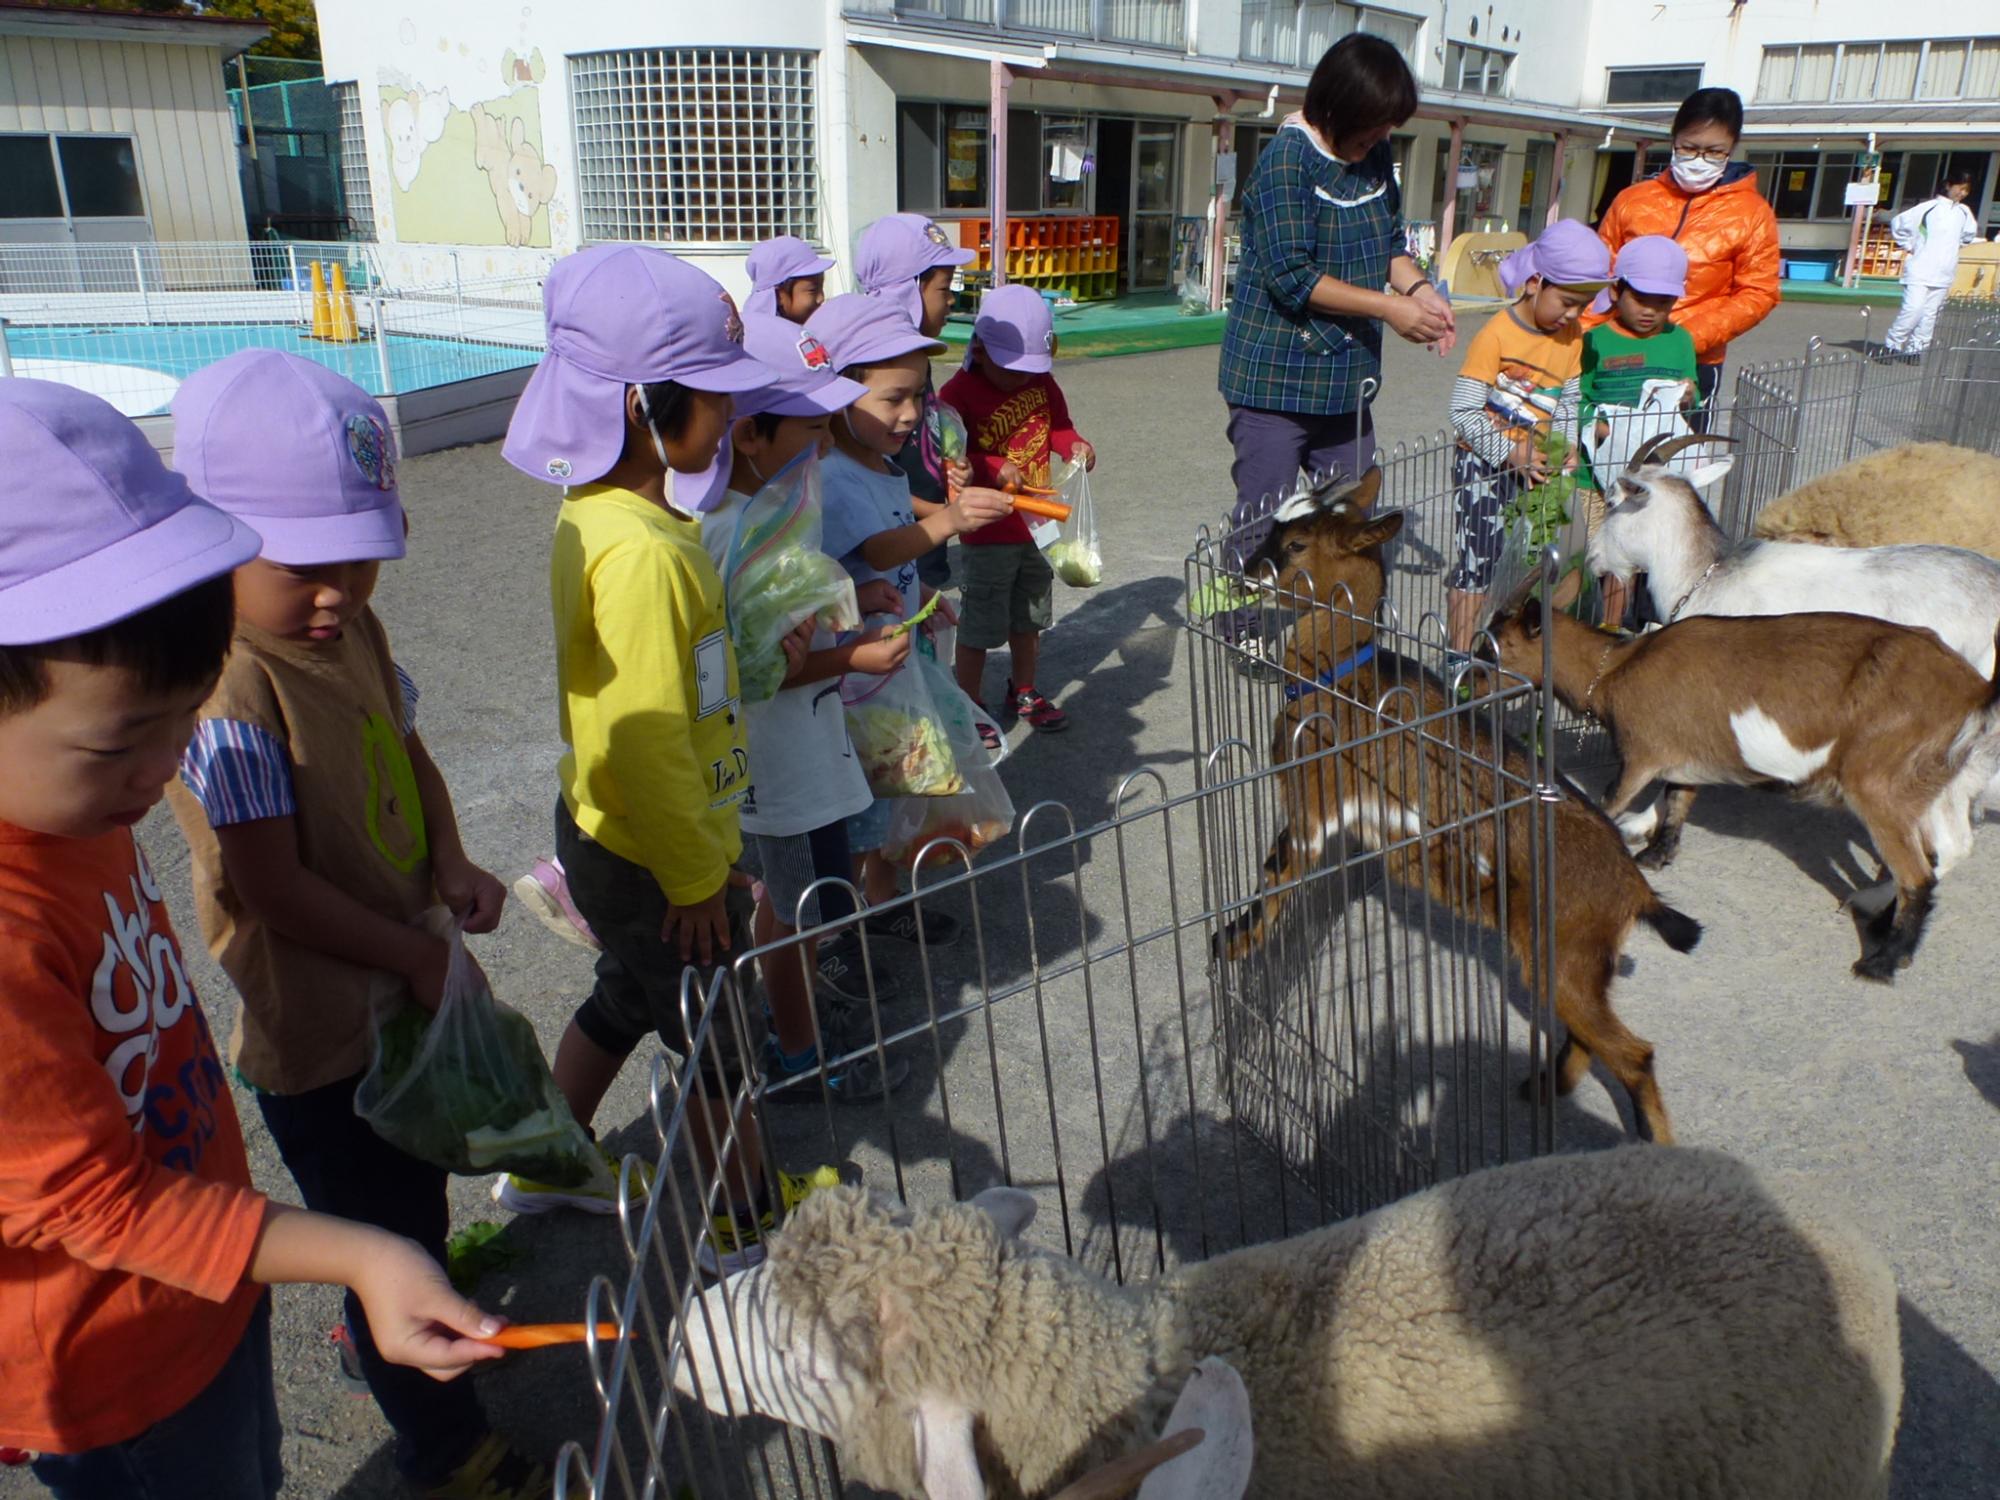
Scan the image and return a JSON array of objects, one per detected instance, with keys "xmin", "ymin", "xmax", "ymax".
[
  {"xmin": 329, "ymin": 83, "xmax": 376, "ymax": 239},
  {"xmin": 569, "ymin": 48, "xmax": 820, "ymax": 246}
]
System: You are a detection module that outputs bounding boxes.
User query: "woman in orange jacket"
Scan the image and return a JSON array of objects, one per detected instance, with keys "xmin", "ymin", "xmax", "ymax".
[{"xmin": 1595, "ymin": 87, "xmax": 1779, "ymax": 411}]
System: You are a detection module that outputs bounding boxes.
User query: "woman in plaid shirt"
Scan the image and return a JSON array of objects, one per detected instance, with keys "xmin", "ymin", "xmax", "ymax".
[{"xmin": 1219, "ymin": 34, "xmax": 1454, "ymax": 650}]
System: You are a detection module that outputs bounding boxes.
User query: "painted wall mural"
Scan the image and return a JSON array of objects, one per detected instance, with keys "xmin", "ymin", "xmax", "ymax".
[{"xmin": 378, "ymin": 21, "xmax": 562, "ymax": 249}]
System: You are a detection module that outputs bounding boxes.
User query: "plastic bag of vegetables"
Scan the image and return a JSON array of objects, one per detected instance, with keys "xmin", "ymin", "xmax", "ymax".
[
  {"xmin": 356, "ymin": 908, "xmax": 609, "ymax": 1191},
  {"xmin": 882, "ymin": 657, "xmax": 1016, "ymax": 867},
  {"xmin": 1045, "ymin": 453, "xmax": 1102, "ymax": 588},
  {"xmin": 719, "ymin": 449, "xmax": 859, "ymax": 703},
  {"xmin": 841, "ymin": 648, "xmax": 963, "ymax": 797}
]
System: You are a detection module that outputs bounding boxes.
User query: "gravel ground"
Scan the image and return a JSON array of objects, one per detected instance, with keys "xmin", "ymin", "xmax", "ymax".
[{"xmin": 8, "ymin": 299, "xmax": 1994, "ymax": 1500}]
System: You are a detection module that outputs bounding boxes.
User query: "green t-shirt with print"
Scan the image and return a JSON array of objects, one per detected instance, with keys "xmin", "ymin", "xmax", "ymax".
[{"xmin": 1580, "ymin": 320, "xmax": 1699, "ymax": 422}]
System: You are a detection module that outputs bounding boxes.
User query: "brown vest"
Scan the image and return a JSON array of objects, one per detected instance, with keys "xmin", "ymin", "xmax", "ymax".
[{"xmin": 167, "ymin": 608, "xmax": 434, "ymax": 1094}]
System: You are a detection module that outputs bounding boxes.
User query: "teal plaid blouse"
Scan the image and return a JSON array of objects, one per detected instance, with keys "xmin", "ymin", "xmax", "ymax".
[{"xmin": 1218, "ymin": 127, "xmax": 1405, "ymax": 416}]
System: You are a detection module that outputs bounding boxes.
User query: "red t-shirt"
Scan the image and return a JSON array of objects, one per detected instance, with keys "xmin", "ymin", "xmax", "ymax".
[
  {"xmin": 939, "ymin": 365, "xmax": 1085, "ymax": 547},
  {"xmin": 0, "ymin": 822, "xmax": 267, "ymax": 1454}
]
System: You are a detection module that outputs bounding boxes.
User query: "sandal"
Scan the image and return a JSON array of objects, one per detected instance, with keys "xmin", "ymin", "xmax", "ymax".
[{"xmin": 1012, "ymin": 685, "xmax": 1069, "ymax": 733}]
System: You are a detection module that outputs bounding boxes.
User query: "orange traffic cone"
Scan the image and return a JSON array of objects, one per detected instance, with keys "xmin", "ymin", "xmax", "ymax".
[
  {"xmin": 308, "ymin": 260, "xmax": 334, "ymax": 340},
  {"xmin": 328, "ymin": 262, "xmax": 359, "ymax": 342}
]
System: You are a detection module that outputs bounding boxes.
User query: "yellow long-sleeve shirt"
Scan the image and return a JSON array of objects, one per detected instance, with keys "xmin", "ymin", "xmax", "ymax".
[{"xmin": 551, "ymin": 483, "xmax": 746, "ymax": 905}]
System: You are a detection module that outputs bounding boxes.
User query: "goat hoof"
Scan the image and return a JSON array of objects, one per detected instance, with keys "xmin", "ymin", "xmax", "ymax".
[
  {"xmin": 1215, "ymin": 919, "xmax": 1260, "ymax": 963},
  {"xmin": 1634, "ymin": 843, "xmax": 1677, "ymax": 872},
  {"xmin": 1851, "ymin": 950, "xmax": 1900, "ymax": 984}
]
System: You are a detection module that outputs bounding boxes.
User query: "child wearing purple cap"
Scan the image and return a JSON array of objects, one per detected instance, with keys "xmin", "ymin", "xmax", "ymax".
[
  {"xmin": 700, "ymin": 313, "xmax": 915, "ymax": 1104},
  {"xmin": 501, "ymin": 245, "xmax": 852, "ymax": 1278},
  {"xmin": 745, "ymin": 234, "xmax": 836, "ymax": 323},
  {"xmin": 854, "ymin": 214, "xmax": 978, "ymax": 593},
  {"xmin": 1580, "ymin": 234, "xmax": 1699, "ymax": 626},
  {"xmin": 0, "ymin": 379, "xmax": 512, "ymax": 1500},
  {"xmin": 160, "ymin": 351, "xmax": 544, "ymax": 1498},
  {"xmin": 940, "ymin": 283, "xmax": 1096, "ymax": 738},
  {"xmin": 808, "ymin": 293, "xmax": 1013, "ymax": 928},
  {"xmin": 1444, "ymin": 219, "xmax": 1607, "ymax": 655}
]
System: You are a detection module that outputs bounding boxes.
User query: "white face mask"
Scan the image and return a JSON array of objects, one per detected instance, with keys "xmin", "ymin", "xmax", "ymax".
[{"xmin": 1670, "ymin": 154, "xmax": 1727, "ymax": 193}]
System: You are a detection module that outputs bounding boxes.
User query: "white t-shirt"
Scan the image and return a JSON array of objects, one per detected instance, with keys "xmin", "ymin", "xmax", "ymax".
[
  {"xmin": 821, "ymin": 448, "xmax": 921, "ymax": 622},
  {"xmin": 701, "ymin": 486, "xmax": 873, "ymax": 838},
  {"xmin": 1891, "ymin": 197, "xmax": 1979, "ymax": 285}
]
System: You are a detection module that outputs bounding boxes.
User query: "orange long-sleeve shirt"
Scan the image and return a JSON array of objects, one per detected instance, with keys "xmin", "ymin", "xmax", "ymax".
[{"xmin": 0, "ymin": 821, "xmax": 267, "ymax": 1454}]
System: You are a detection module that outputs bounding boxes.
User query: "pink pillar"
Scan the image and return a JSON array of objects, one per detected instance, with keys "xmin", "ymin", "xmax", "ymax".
[
  {"xmin": 1210, "ymin": 100, "xmax": 1233, "ymax": 311},
  {"xmin": 1632, "ymin": 143, "xmax": 1650, "ymax": 182},
  {"xmin": 989, "ymin": 60, "xmax": 1012, "ymax": 289},
  {"xmin": 1545, "ymin": 131, "xmax": 1568, "ymax": 228},
  {"xmin": 1437, "ymin": 116, "xmax": 1466, "ymax": 266}
]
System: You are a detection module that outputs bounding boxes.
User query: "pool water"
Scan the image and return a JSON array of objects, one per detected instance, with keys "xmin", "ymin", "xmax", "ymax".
[{"xmin": 4, "ymin": 322, "xmax": 541, "ymax": 415}]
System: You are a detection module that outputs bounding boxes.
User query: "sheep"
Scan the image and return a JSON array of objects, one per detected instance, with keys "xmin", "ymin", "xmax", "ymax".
[
  {"xmin": 1218, "ymin": 467, "xmax": 1701, "ymax": 1144},
  {"xmin": 1754, "ymin": 443, "xmax": 2000, "ymax": 557},
  {"xmin": 1589, "ymin": 435, "xmax": 2000, "ymax": 677},
  {"xmin": 1045, "ymin": 1358, "xmax": 1251, "ymax": 1500},
  {"xmin": 672, "ymin": 1148, "xmax": 1903, "ymax": 1500},
  {"xmin": 1485, "ymin": 594, "xmax": 2000, "ymax": 979}
]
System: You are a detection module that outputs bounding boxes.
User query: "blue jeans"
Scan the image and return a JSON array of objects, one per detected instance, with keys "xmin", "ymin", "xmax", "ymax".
[
  {"xmin": 257, "ymin": 1075, "xmax": 488, "ymax": 1484},
  {"xmin": 31, "ymin": 1295, "xmax": 282, "ymax": 1500}
]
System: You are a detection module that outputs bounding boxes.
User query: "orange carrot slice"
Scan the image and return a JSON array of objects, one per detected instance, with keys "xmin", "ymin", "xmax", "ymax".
[{"xmin": 484, "ymin": 1322, "xmax": 623, "ymax": 1350}]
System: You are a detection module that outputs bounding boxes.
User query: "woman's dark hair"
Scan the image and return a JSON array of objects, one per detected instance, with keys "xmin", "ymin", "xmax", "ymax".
[
  {"xmin": 1944, "ymin": 167, "xmax": 1977, "ymax": 189},
  {"xmin": 634, "ymin": 378, "xmax": 695, "ymax": 440},
  {"xmin": 1303, "ymin": 34, "xmax": 1418, "ymax": 146},
  {"xmin": 1670, "ymin": 87, "xmax": 1745, "ymax": 145},
  {"xmin": 0, "ymin": 572, "xmax": 236, "ymax": 714}
]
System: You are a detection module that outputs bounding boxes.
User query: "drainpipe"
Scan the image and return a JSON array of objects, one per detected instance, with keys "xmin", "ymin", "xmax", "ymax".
[{"xmin": 990, "ymin": 59, "xmax": 1011, "ymax": 289}]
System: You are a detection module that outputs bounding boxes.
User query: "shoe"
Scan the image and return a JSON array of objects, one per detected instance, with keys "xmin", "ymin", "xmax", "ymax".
[
  {"xmin": 511, "ymin": 858, "xmax": 600, "ymax": 952},
  {"xmin": 423, "ymin": 1434, "xmax": 550, "ymax": 1500},
  {"xmin": 816, "ymin": 929, "xmax": 905, "ymax": 1009},
  {"xmin": 865, "ymin": 903, "xmax": 962, "ymax": 949},
  {"xmin": 1230, "ymin": 635, "xmax": 1284, "ymax": 682},
  {"xmin": 329, "ymin": 1323, "xmax": 369, "ymax": 1397},
  {"xmin": 1005, "ymin": 679, "xmax": 1069, "ymax": 733},
  {"xmin": 977, "ymin": 720, "xmax": 1003, "ymax": 753},
  {"xmin": 698, "ymin": 1164, "xmax": 849, "ymax": 1278},
  {"xmin": 492, "ymin": 1146, "xmax": 652, "ymax": 1217},
  {"xmin": 763, "ymin": 1028, "xmax": 910, "ymax": 1107}
]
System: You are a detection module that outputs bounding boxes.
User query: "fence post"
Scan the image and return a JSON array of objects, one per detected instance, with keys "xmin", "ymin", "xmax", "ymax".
[
  {"xmin": 372, "ymin": 296, "xmax": 394, "ymax": 396},
  {"xmin": 133, "ymin": 246, "xmax": 151, "ymax": 326},
  {"xmin": 0, "ymin": 318, "xmax": 13, "ymax": 379},
  {"xmin": 288, "ymin": 243, "xmax": 303, "ymax": 325}
]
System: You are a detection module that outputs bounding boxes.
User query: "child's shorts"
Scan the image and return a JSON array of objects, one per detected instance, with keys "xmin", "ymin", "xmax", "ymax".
[
  {"xmin": 555, "ymin": 799, "xmax": 766, "ymax": 1097},
  {"xmin": 958, "ymin": 541, "xmax": 1054, "ymax": 651},
  {"xmin": 745, "ymin": 821, "xmax": 855, "ymax": 931},
  {"xmin": 1445, "ymin": 448, "xmax": 1524, "ymax": 593},
  {"xmin": 845, "ymin": 798, "xmax": 894, "ymax": 858}
]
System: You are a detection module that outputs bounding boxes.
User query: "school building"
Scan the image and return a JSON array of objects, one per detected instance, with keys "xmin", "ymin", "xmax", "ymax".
[{"xmin": 306, "ymin": 0, "xmax": 1999, "ymax": 302}]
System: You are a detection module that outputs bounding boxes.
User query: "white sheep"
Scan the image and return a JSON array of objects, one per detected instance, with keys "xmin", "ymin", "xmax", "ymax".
[
  {"xmin": 1753, "ymin": 443, "xmax": 2000, "ymax": 557},
  {"xmin": 674, "ymin": 1147, "xmax": 1901, "ymax": 1499}
]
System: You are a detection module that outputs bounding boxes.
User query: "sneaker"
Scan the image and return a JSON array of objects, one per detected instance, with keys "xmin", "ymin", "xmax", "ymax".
[
  {"xmin": 423, "ymin": 1434, "xmax": 550, "ymax": 1500},
  {"xmin": 763, "ymin": 1029, "xmax": 910, "ymax": 1107},
  {"xmin": 865, "ymin": 903, "xmax": 962, "ymax": 949},
  {"xmin": 1004, "ymin": 679, "xmax": 1069, "ymax": 733},
  {"xmin": 492, "ymin": 1146, "xmax": 652, "ymax": 1217},
  {"xmin": 1230, "ymin": 635, "xmax": 1283, "ymax": 681},
  {"xmin": 511, "ymin": 858, "xmax": 600, "ymax": 952},
  {"xmin": 698, "ymin": 1164, "xmax": 850, "ymax": 1278},
  {"xmin": 329, "ymin": 1323, "xmax": 369, "ymax": 1397},
  {"xmin": 816, "ymin": 929, "xmax": 905, "ymax": 1009}
]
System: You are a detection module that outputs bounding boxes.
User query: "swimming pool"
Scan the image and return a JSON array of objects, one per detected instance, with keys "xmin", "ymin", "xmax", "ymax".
[{"xmin": 2, "ymin": 321, "xmax": 542, "ymax": 416}]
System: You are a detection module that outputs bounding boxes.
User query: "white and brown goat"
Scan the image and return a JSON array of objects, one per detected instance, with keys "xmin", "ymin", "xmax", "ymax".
[
  {"xmin": 1485, "ymin": 596, "xmax": 2000, "ymax": 980},
  {"xmin": 1219, "ymin": 469, "xmax": 1702, "ymax": 1143}
]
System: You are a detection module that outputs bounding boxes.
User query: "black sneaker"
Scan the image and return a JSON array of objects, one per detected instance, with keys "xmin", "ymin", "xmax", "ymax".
[
  {"xmin": 865, "ymin": 904, "xmax": 962, "ymax": 949},
  {"xmin": 817, "ymin": 929, "xmax": 905, "ymax": 1008}
]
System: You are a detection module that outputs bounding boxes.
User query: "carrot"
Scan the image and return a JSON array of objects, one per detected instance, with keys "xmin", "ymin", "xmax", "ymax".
[
  {"xmin": 1010, "ymin": 494, "xmax": 1071, "ymax": 522},
  {"xmin": 483, "ymin": 1322, "xmax": 623, "ymax": 1350}
]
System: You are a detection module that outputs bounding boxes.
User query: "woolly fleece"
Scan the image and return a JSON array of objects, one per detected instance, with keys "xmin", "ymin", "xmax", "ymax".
[
  {"xmin": 765, "ymin": 1146, "xmax": 1900, "ymax": 1500},
  {"xmin": 1754, "ymin": 443, "xmax": 2000, "ymax": 554}
]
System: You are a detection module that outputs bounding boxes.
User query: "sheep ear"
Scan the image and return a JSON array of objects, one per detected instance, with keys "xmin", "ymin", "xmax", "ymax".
[
  {"xmin": 967, "ymin": 1186, "xmax": 1036, "ymax": 1240},
  {"xmin": 1686, "ymin": 456, "xmax": 1734, "ymax": 492},
  {"xmin": 911, "ymin": 1397, "xmax": 987, "ymax": 1500},
  {"xmin": 1139, "ymin": 1358, "xmax": 1254, "ymax": 1500}
]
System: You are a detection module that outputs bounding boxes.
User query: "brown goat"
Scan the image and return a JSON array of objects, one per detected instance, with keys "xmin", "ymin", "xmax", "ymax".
[
  {"xmin": 1487, "ymin": 600, "xmax": 2000, "ymax": 980},
  {"xmin": 1219, "ymin": 469, "xmax": 1701, "ymax": 1144}
]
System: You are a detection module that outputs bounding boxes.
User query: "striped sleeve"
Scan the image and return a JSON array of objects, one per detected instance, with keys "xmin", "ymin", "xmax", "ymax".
[
  {"xmin": 179, "ymin": 718, "xmax": 296, "ymax": 826},
  {"xmin": 393, "ymin": 661, "xmax": 419, "ymax": 734},
  {"xmin": 1556, "ymin": 376, "xmax": 1582, "ymax": 449},
  {"xmin": 1449, "ymin": 376, "xmax": 1518, "ymax": 470}
]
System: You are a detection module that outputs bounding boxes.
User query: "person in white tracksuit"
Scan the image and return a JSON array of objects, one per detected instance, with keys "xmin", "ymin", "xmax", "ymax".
[{"xmin": 1884, "ymin": 169, "xmax": 1980, "ymax": 355}]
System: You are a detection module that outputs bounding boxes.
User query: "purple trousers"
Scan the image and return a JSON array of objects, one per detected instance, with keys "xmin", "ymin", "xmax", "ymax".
[{"xmin": 1223, "ymin": 404, "xmax": 1378, "ymax": 638}]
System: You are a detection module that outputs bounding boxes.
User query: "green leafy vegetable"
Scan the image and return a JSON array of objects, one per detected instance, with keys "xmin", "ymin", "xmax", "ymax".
[
  {"xmin": 1189, "ymin": 577, "xmax": 1256, "ymax": 620},
  {"xmin": 885, "ymin": 590, "xmax": 943, "ymax": 638},
  {"xmin": 1504, "ymin": 429, "xmax": 1577, "ymax": 551},
  {"xmin": 1046, "ymin": 539, "xmax": 1101, "ymax": 587},
  {"xmin": 445, "ymin": 1221, "xmax": 516, "ymax": 1293},
  {"xmin": 846, "ymin": 706, "xmax": 962, "ymax": 796},
  {"xmin": 729, "ymin": 547, "xmax": 857, "ymax": 703}
]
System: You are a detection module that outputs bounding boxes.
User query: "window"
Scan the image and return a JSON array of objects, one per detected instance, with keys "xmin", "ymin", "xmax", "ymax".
[
  {"xmin": 1240, "ymin": 2, "xmax": 1355, "ymax": 69},
  {"xmin": 1605, "ymin": 66, "xmax": 1702, "ymax": 105},
  {"xmin": 897, "ymin": 102, "xmax": 989, "ymax": 215},
  {"xmin": 1356, "ymin": 6, "xmax": 1422, "ymax": 65},
  {"xmin": 1744, "ymin": 147, "xmax": 1992, "ymax": 221},
  {"xmin": 0, "ymin": 133, "xmax": 142, "ymax": 220},
  {"xmin": 328, "ymin": 82, "xmax": 376, "ymax": 239},
  {"xmin": 1760, "ymin": 37, "xmax": 2000, "ymax": 103},
  {"xmin": 1444, "ymin": 41, "xmax": 1513, "ymax": 96},
  {"xmin": 569, "ymin": 48, "xmax": 819, "ymax": 246}
]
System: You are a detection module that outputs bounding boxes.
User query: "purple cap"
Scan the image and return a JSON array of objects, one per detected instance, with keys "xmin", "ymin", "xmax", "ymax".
[
  {"xmin": 0, "ymin": 379, "xmax": 260, "ymax": 644},
  {"xmin": 804, "ymin": 293, "xmax": 945, "ymax": 372},
  {"xmin": 503, "ymin": 245, "xmax": 779, "ymax": 487},
  {"xmin": 172, "ymin": 350, "xmax": 404, "ymax": 566},
  {"xmin": 1498, "ymin": 219, "xmax": 1612, "ymax": 297},
  {"xmin": 1591, "ymin": 234, "xmax": 1689, "ymax": 313},
  {"xmin": 674, "ymin": 314, "xmax": 867, "ymax": 513},
  {"xmin": 971, "ymin": 284, "xmax": 1055, "ymax": 375},
  {"xmin": 744, "ymin": 235, "xmax": 836, "ymax": 318},
  {"xmin": 853, "ymin": 214, "xmax": 974, "ymax": 327}
]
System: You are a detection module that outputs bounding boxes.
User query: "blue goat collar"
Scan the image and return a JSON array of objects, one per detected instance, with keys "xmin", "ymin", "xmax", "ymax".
[{"xmin": 1283, "ymin": 643, "xmax": 1376, "ymax": 701}]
